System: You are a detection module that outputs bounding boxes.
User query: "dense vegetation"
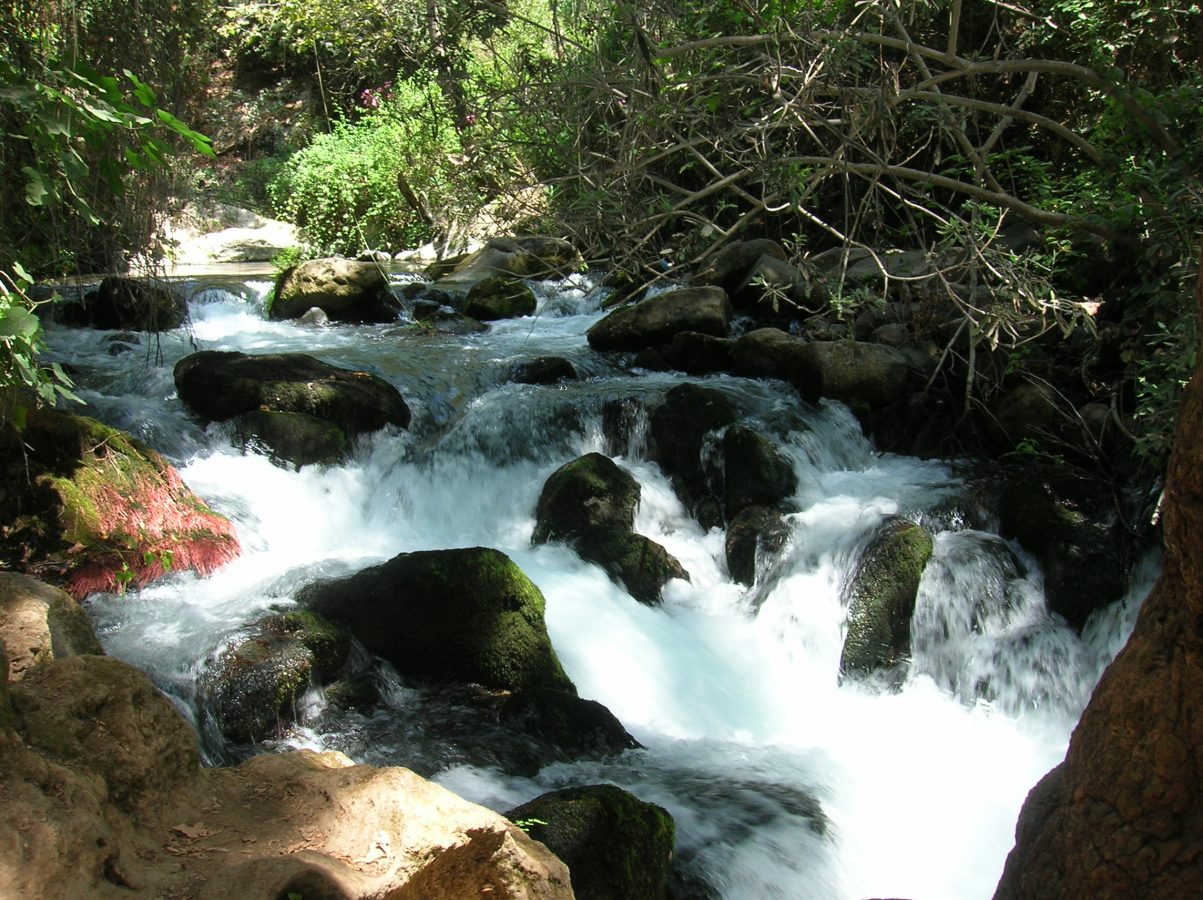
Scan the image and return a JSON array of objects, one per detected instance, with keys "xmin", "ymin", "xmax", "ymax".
[{"xmin": 1, "ymin": 0, "xmax": 1201, "ymax": 475}]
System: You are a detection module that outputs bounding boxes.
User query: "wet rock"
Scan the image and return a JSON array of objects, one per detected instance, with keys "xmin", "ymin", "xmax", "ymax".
[
  {"xmin": 299, "ymin": 547, "xmax": 575, "ymax": 694},
  {"xmin": 601, "ymin": 397, "xmax": 649, "ymax": 457},
  {"xmin": 68, "ymin": 277, "xmax": 186, "ymax": 331},
  {"xmin": 174, "ymin": 350, "xmax": 410, "ymax": 437},
  {"xmin": 997, "ymin": 465, "xmax": 1130, "ymax": 628},
  {"xmin": 795, "ymin": 340, "xmax": 910, "ymax": 409},
  {"xmin": 839, "ymin": 518, "xmax": 934, "ymax": 679},
  {"xmin": 574, "ymin": 525, "xmax": 689, "ymax": 606},
  {"xmin": 732, "ymin": 254, "xmax": 813, "ymax": 320},
  {"xmin": 270, "ymin": 257, "xmax": 401, "ymax": 323},
  {"xmin": 506, "ymin": 784, "xmax": 675, "ymax": 900},
  {"xmin": 725, "ymin": 506, "xmax": 792, "ymax": 587},
  {"xmin": 721, "ymin": 426, "xmax": 798, "ymax": 520},
  {"xmin": 202, "ymin": 610, "xmax": 350, "ymax": 744},
  {"xmin": 297, "ymin": 306, "xmax": 329, "ymax": 326},
  {"xmin": 648, "ymin": 384, "xmax": 737, "ymax": 528},
  {"xmin": 587, "ymin": 286, "xmax": 732, "ymax": 352},
  {"xmin": 464, "ymin": 275, "xmax": 538, "ymax": 320},
  {"xmin": 511, "ymin": 356, "xmax": 578, "ymax": 385},
  {"xmin": 0, "ymin": 573, "xmax": 103, "ymax": 681},
  {"xmin": 690, "ymin": 238, "xmax": 788, "ymax": 294},
  {"xmin": 235, "ymin": 409, "xmax": 348, "ymax": 468},
  {"xmin": 731, "ymin": 327, "xmax": 809, "ymax": 381},
  {"xmin": 656, "ymin": 331, "xmax": 734, "ymax": 376},
  {"xmin": 499, "ymin": 688, "xmax": 641, "ymax": 763},
  {"xmin": 533, "ymin": 453, "xmax": 640, "ymax": 544},
  {"xmin": 0, "ymin": 409, "xmax": 241, "ymax": 598}
]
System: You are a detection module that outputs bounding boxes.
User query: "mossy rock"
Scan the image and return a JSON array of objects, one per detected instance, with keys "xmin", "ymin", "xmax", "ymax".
[
  {"xmin": 270, "ymin": 257, "xmax": 401, "ymax": 323},
  {"xmin": 235, "ymin": 410, "xmax": 348, "ymax": 468},
  {"xmin": 505, "ymin": 784, "xmax": 675, "ymax": 900},
  {"xmin": 511, "ymin": 356, "xmax": 578, "ymax": 385},
  {"xmin": 298, "ymin": 547, "xmax": 575, "ymax": 694},
  {"xmin": 0, "ymin": 409, "xmax": 241, "ymax": 598},
  {"xmin": 464, "ymin": 276, "xmax": 538, "ymax": 320},
  {"xmin": 839, "ymin": 517, "xmax": 934, "ymax": 680},
  {"xmin": 725, "ymin": 506, "xmax": 792, "ymax": 587},
  {"xmin": 533, "ymin": 453, "xmax": 641, "ymax": 545},
  {"xmin": 574, "ymin": 525, "xmax": 688, "ymax": 606},
  {"xmin": 63, "ymin": 277, "xmax": 186, "ymax": 331},
  {"xmin": 721, "ymin": 426, "xmax": 798, "ymax": 521},
  {"xmin": 587, "ymin": 286, "xmax": 732, "ymax": 352}
]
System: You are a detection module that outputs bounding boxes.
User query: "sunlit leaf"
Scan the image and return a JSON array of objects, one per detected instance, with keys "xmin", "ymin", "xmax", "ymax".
[
  {"xmin": 21, "ymin": 167, "xmax": 48, "ymax": 205},
  {"xmin": 0, "ymin": 305, "xmax": 40, "ymax": 339}
]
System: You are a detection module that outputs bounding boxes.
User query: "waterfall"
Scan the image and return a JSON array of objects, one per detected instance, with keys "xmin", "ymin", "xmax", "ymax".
[{"xmin": 48, "ymin": 272, "xmax": 1154, "ymax": 900}]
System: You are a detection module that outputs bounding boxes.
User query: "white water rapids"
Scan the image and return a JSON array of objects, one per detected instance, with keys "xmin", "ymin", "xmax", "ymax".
[{"xmin": 45, "ymin": 273, "xmax": 1154, "ymax": 900}]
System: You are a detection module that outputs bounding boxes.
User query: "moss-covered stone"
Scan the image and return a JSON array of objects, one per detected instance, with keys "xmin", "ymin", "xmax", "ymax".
[
  {"xmin": 839, "ymin": 518, "xmax": 934, "ymax": 679},
  {"xmin": 298, "ymin": 547, "xmax": 575, "ymax": 694},
  {"xmin": 464, "ymin": 276, "xmax": 538, "ymax": 321},
  {"xmin": 505, "ymin": 784, "xmax": 675, "ymax": 900},
  {"xmin": 270, "ymin": 257, "xmax": 401, "ymax": 323},
  {"xmin": 258, "ymin": 611, "xmax": 350, "ymax": 677},
  {"xmin": 574, "ymin": 525, "xmax": 688, "ymax": 606},
  {"xmin": 235, "ymin": 410, "xmax": 348, "ymax": 468},
  {"xmin": 204, "ymin": 633, "xmax": 316, "ymax": 744},
  {"xmin": 725, "ymin": 506, "xmax": 792, "ymax": 587},
  {"xmin": 587, "ymin": 286, "xmax": 732, "ymax": 352},
  {"xmin": 0, "ymin": 409, "xmax": 241, "ymax": 598},
  {"xmin": 648, "ymin": 384, "xmax": 737, "ymax": 528},
  {"xmin": 533, "ymin": 454, "xmax": 640, "ymax": 545},
  {"xmin": 721, "ymin": 426, "xmax": 798, "ymax": 520}
]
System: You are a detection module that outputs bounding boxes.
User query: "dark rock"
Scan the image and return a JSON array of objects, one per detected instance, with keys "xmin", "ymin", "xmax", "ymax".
[
  {"xmin": 731, "ymin": 327, "xmax": 809, "ymax": 381},
  {"xmin": 464, "ymin": 276, "xmax": 538, "ymax": 320},
  {"xmin": 410, "ymin": 297, "xmax": 444, "ymax": 320},
  {"xmin": 511, "ymin": 356, "xmax": 578, "ymax": 385},
  {"xmin": 407, "ymin": 310, "xmax": 489, "ymax": 334},
  {"xmin": 795, "ymin": 340, "xmax": 910, "ymax": 408},
  {"xmin": 505, "ymin": 784, "xmax": 675, "ymax": 900},
  {"xmin": 235, "ymin": 410, "xmax": 348, "ymax": 468},
  {"xmin": 574, "ymin": 525, "xmax": 689, "ymax": 606},
  {"xmin": 601, "ymin": 398, "xmax": 649, "ymax": 457},
  {"xmin": 991, "ymin": 382, "xmax": 1061, "ymax": 451},
  {"xmin": 299, "ymin": 547, "xmax": 575, "ymax": 694},
  {"xmin": 732, "ymin": 254, "xmax": 813, "ymax": 319},
  {"xmin": 690, "ymin": 239, "xmax": 788, "ymax": 294},
  {"xmin": 658, "ymin": 331, "xmax": 734, "ymax": 376},
  {"xmin": 69, "ymin": 277, "xmax": 186, "ymax": 331},
  {"xmin": 174, "ymin": 351, "xmax": 410, "ymax": 437},
  {"xmin": 533, "ymin": 454, "xmax": 640, "ymax": 544},
  {"xmin": 721, "ymin": 426, "xmax": 798, "ymax": 520},
  {"xmin": 725, "ymin": 506, "xmax": 792, "ymax": 587},
  {"xmin": 997, "ymin": 465, "xmax": 1130, "ymax": 628},
  {"xmin": 270, "ymin": 258, "xmax": 401, "ymax": 323},
  {"xmin": 322, "ymin": 672, "xmax": 381, "ymax": 713},
  {"xmin": 499, "ymin": 688, "xmax": 641, "ymax": 762},
  {"xmin": 648, "ymin": 384, "xmax": 737, "ymax": 527},
  {"xmin": 839, "ymin": 518, "xmax": 934, "ymax": 679},
  {"xmin": 587, "ymin": 286, "xmax": 732, "ymax": 352}
]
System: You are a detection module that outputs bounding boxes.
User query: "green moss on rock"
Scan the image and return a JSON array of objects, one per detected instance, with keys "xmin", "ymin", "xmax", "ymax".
[
  {"xmin": 464, "ymin": 276, "xmax": 538, "ymax": 321},
  {"xmin": 533, "ymin": 453, "xmax": 640, "ymax": 545},
  {"xmin": 505, "ymin": 783, "xmax": 675, "ymax": 900},
  {"xmin": 574, "ymin": 525, "xmax": 688, "ymax": 606}
]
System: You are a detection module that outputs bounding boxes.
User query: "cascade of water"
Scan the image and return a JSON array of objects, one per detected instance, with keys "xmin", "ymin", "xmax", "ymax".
[{"xmin": 48, "ymin": 272, "xmax": 1155, "ymax": 900}]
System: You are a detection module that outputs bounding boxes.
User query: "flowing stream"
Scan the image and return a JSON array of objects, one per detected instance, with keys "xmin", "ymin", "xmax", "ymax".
[{"xmin": 45, "ymin": 273, "xmax": 1154, "ymax": 900}]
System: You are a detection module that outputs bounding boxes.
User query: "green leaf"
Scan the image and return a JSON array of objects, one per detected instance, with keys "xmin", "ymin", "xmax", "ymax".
[
  {"xmin": 124, "ymin": 69, "xmax": 157, "ymax": 107},
  {"xmin": 156, "ymin": 109, "xmax": 216, "ymax": 156},
  {"xmin": 0, "ymin": 305, "xmax": 40, "ymax": 339},
  {"xmin": 11, "ymin": 261, "xmax": 33, "ymax": 283},
  {"xmin": 21, "ymin": 167, "xmax": 48, "ymax": 206}
]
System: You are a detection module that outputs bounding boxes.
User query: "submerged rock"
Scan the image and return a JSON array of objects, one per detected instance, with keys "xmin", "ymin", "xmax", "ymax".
[
  {"xmin": 499, "ymin": 687, "xmax": 641, "ymax": 763},
  {"xmin": 533, "ymin": 453, "xmax": 640, "ymax": 544},
  {"xmin": 511, "ymin": 356, "xmax": 578, "ymax": 385},
  {"xmin": 464, "ymin": 275, "xmax": 538, "ymax": 320},
  {"xmin": 0, "ymin": 409, "xmax": 240, "ymax": 598},
  {"xmin": 587, "ymin": 285, "xmax": 732, "ymax": 352},
  {"xmin": 839, "ymin": 517, "xmax": 934, "ymax": 680},
  {"xmin": 505, "ymin": 783, "xmax": 676, "ymax": 900},
  {"xmin": 270, "ymin": 257, "xmax": 401, "ymax": 323},
  {"xmin": 725, "ymin": 505, "xmax": 792, "ymax": 587},
  {"xmin": 299, "ymin": 547, "xmax": 575, "ymax": 694}
]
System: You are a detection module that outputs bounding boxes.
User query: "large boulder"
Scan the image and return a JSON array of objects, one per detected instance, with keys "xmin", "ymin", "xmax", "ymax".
[
  {"xmin": 997, "ymin": 465, "xmax": 1131, "ymax": 628},
  {"xmin": 0, "ymin": 574, "xmax": 103, "ymax": 681},
  {"xmin": 270, "ymin": 257, "xmax": 401, "ymax": 323},
  {"xmin": 433, "ymin": 236, "xmax": 584, "ymax": 295},
  {"xmin": 648, "ymin": 383, "xmax": 737, "ymax": 527},
  {"xmin": 725, "ymin": 505, "xmax": 792, "ymax": 587},
  {"xmin": 533, "ymin": 453, "xmax": 640, "ymax": 544},
  {"xmin": 641, "ymin": 330, "xmax": 734, "ymax": 376},
  {"xmin": 732, "ymin": 254, "xmax": 814, "ymax": 320},
  {"xmin": 234, "ymin": 409, "xmax": 348, "ymax": 468},
  {"xmin": 65, "ymin": 276, "xmax": 187, "ymax": 331},
  {"xmin": 574, "ymin": 525, "xmax": 689, "ymax": 606},
  {"xmin": 1, "ymin": 654, "xmax": 573, "ymax": 899},
  {"xmin": 0, "ymin": 409, "xmax": 241, "ymax": 598},
  {"xmin": 839, "ymin": 518, "xmax": 934, "ymax": 679},
  {"xmin": 795, "ymin": 340, "xmax": 910, "ymax": 409},
  {"xmin": 690, "ymin": 238, "xmax": 788, "ymax": 294},
  {"xmin": 721, "ymin": 425, "xmax": 798, "ymax": 520},
  {"xmin": 505, "ymin": 783, "xmax": 676, "ymax": 900},
  {"xmin": 587, "ymin": 286, "xmax": 732, "ymax": 352},
  {"xmin": 464, "ymin": 275, "xmax": 538, "ymax": 320},
  {"xmin": 174, "ymin": 350, "xmax": 411, "ymax": 439},
  {"xmin": 202, "ymin": 611, "xmax": 350, "ymax": 744},
  {"xmin": 298, "ymin": 547, "xmax": 575, "ymax": 694},
  {"xmin": 731, "ymin": 327, "xmax": 810, "ymax": 380}
]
